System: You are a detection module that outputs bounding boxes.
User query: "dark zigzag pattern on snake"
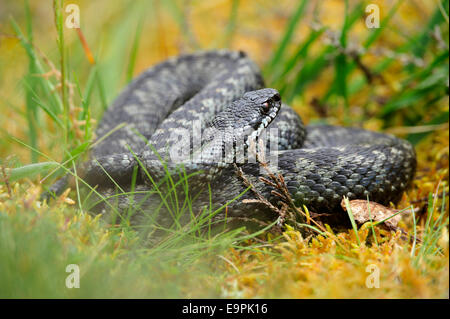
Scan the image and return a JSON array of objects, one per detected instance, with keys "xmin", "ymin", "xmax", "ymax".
[{"xmin": 47, "ymin": 50, "xmax": 417, "ymax": 224}]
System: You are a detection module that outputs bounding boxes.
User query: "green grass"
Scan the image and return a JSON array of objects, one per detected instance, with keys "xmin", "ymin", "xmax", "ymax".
[
  {"xmin": 413, "ymin": 185, "xmax": 449, "ymax": 270},
  {"xmin": 0, "ymin": 200, "xmax": 249, "ymax": 298},
  {"xmin": 0, "ymin": 0, "xmax": 448, "ymax": 298}
]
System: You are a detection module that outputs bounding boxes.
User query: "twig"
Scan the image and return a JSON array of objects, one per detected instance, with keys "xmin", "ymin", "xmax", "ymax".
[{"xmin": 234, "ymin": 164, "xmax": 284, "ymax": 233}]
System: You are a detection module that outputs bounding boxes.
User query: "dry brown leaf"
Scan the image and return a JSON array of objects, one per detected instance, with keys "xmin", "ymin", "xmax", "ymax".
[{"xmin": 340, "ymin": 199, "xmax": 402, "ymax": 230}]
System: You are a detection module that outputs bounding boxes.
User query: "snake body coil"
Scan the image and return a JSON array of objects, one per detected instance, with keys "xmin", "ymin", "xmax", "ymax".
[{"xmin": 48, "ymin": 50, "xmax": 416, "ymax": 224}]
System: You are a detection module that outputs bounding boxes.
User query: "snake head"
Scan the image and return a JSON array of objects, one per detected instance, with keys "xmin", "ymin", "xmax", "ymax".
[
  {"xmin": 211, "ymin": 88, "xmax": 281, "ymax": 133},
  {"xmin": 202, "ymin": 88, "xmax": 281, "ymax": 164},
  {"xmin": 238, "ymin": 88, "xmax": 282, "ymax": 132},
  {"xmin": 207, "ymin": 88, "xmax": 282, "ymax": 155}
]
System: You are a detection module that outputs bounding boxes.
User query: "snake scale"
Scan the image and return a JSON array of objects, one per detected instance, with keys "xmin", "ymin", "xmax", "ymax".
[{"xmin": 47, "ymin": 50, "xmax": 417, "ymax": 226}]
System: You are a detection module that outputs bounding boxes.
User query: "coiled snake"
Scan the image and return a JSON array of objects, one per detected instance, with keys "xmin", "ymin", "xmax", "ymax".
[{"xmin": 47, "ymin": 50, "xmax": 417, "ymax": 225}]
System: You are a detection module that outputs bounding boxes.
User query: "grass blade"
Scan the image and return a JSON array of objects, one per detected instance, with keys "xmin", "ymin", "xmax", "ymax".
[{"xmin": 265, "ymin": 0, "xmax": 308, "ymax": 73}]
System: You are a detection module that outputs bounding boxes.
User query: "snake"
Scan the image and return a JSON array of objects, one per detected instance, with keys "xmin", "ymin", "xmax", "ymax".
[{"xmin": 46, "ymin": 50, "xmax": 417, "ymax": 226}]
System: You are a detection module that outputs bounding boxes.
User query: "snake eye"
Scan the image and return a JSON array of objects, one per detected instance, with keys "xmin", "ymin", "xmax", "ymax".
[{"xmin": 262, "ymin": 102, "xmax": 270, "ymax": 113}]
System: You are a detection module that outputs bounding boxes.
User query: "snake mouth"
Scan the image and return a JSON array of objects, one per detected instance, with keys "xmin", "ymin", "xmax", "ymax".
[
  {"xmin": 260, "ymin": 106, "xmax": 280, "ymax": 128},
  {"xmin": 247, "ymin": 100, "xmax": 281, "ymax": 143},
  {"xmin": 245, "ymin": 89, "xmax": 282, "ymax": 131},
  {"xmin": 247, "ymin": 104, "xmax": 280, "ymax": 131}
]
